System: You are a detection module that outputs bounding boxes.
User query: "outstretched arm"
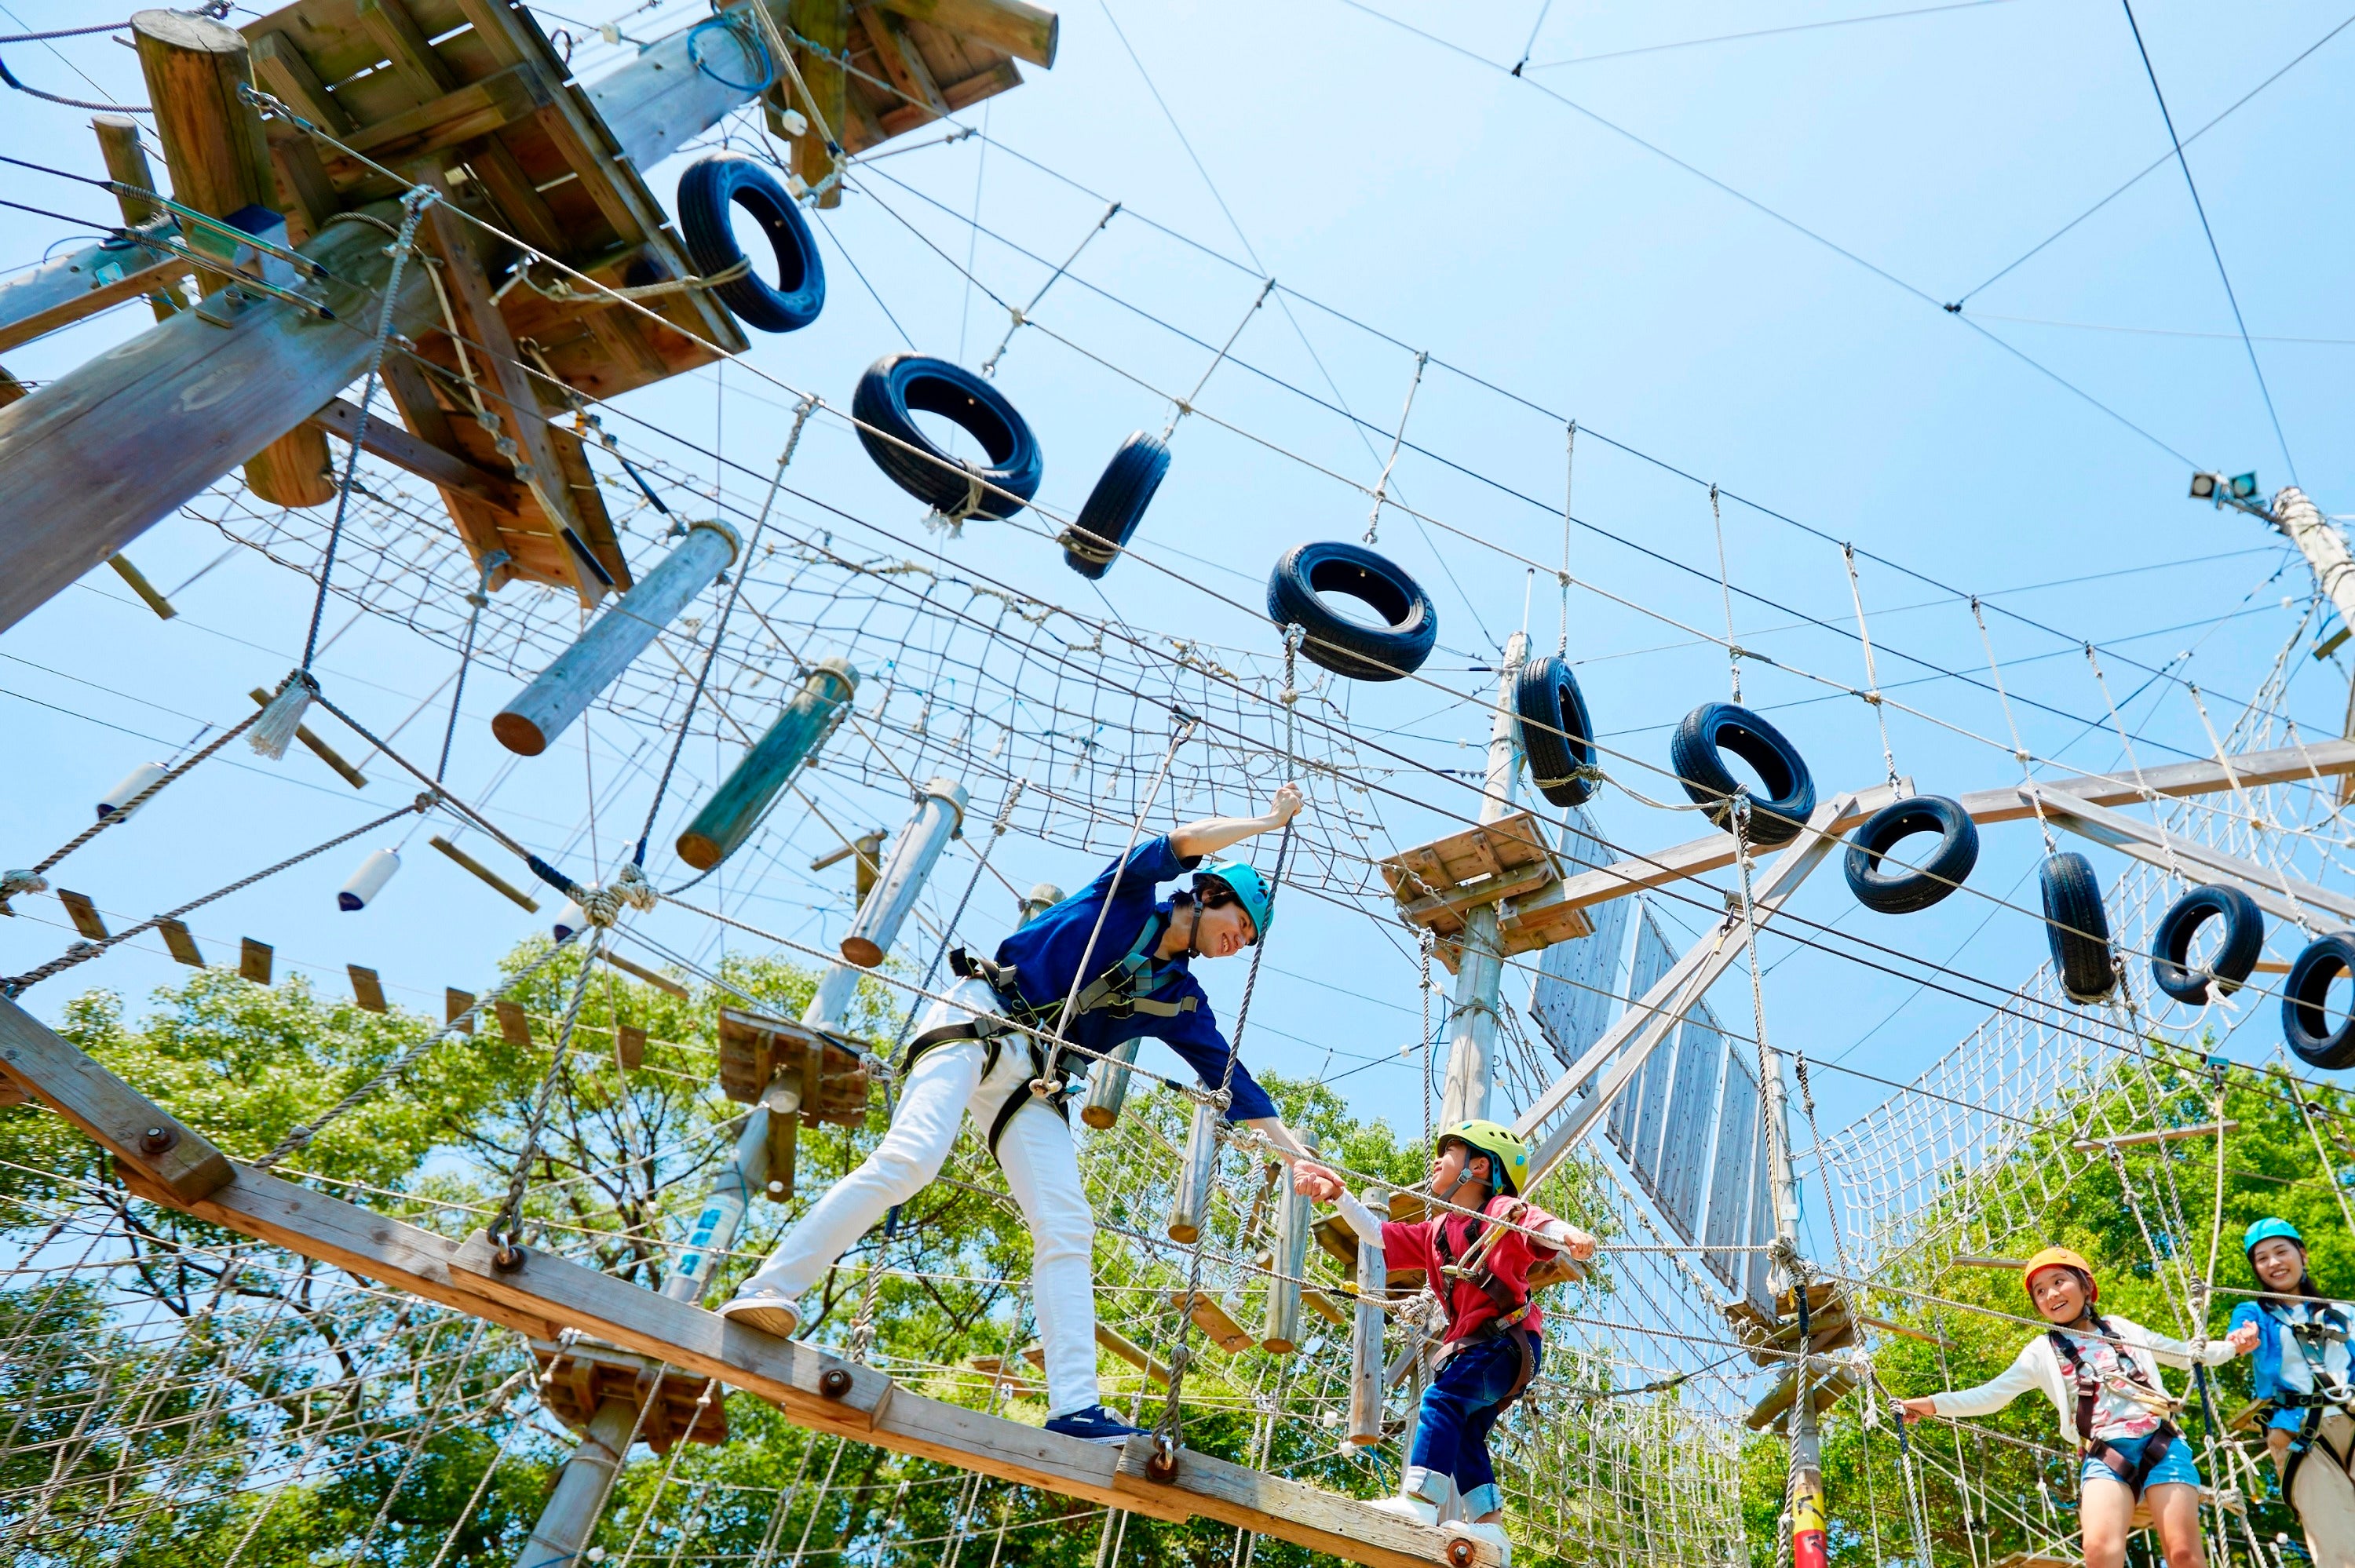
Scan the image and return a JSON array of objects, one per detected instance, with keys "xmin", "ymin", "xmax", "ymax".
[{"xmin": 1170, "ymin": 783, "xmax": 1303, "ymax": 861}]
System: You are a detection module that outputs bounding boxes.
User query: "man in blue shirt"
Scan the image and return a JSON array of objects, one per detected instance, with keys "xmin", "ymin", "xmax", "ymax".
[{"xmin": 718, "ymin": 785, "xmax": 1316, "ymax": 1444}]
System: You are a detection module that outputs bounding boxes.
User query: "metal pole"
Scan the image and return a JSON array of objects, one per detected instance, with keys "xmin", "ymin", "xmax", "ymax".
[
  {"xmin": 1751, "ymin": 881, "xmax": 1823, "ymax": 1568},
  {"xmin": 2267, "ymin": 487, "xmax": 2355, "ymax": 630},
  {"xmin": 517, "ymin": 1396, "xmax": 636, "ymax": 1568},
  {"xmin": 1437, "ymin": 631, "xmax": 1529, "ymax": 1128}
]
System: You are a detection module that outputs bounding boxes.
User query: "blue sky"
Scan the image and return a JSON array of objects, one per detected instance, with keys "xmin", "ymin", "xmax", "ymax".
[{"xmin": 2, "ymin": 0, "xmax": 2350, "ymax": 1216}]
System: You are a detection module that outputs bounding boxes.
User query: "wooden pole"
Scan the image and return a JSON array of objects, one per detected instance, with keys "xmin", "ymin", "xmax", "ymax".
[
  {"xmin": 1261, "ymin": 1156, "xmax": 1310, "ymax": 1354},
  {"xmin": 676, "ymin": 658, "xmax": 861, "ymax": 870},
  {"xmin": 0, "ymin": 204, "xmax": 437, "ymax": 636},
  {"xmin": 517, "ymin": 1397, "xmax": 637, "ymax": 1568},
  {"xmin": 91, "ymin": 115, "xmax": 182, "ymax": 323},
  {"xmin": 787, "ymin": 1, "xmax": 851, "ymax": 206},
  {"xmin": 836, "ymin": 779, "xmax": 965, "ymax": 968},
  {"xmin": 874, "ymin": 0, "xmax": 1058, "ymax": 65},
  {"xmin": 491, "ymin": 520, "xmax": 739, "ymax": 756},
  {"xmin": 1079, "ymin": 1037, "xmax": 1141, "ymax": 1129},
  {"xmin": 1347, "ymin": 1227, "xmax": 1386, "ymax": 1446},
  {"xmin": 1437, "ymin": 632, "xmax": 1527, "ymax": 1128},
  {"xmin": 131, "ymin": 9, "xmax": 335, "ymax": 509},
  {"xmin": 1167, "ymin": 1099, "xmax": 1219, "ymax": 1244}
]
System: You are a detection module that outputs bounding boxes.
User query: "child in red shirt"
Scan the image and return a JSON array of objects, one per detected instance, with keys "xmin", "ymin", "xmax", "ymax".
[{"xmin": 1294, "ymin": 1120, "xmax": 1594, "ymax": 1564}]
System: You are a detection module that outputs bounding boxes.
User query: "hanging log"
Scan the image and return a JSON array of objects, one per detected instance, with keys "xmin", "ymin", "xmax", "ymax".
[
  {"xmin": 492, "ymin": 520, "xmax": 739, "ymax": 756},
  {"xmin": 1167, "ymin": 1099, "xmax": 1219, "ymax": 1244},
  {"xmin": 1079, "ymin": 1036, "xmax": 1141, "ymax": 1129},
  {"xmin": 837, "ymin": 779, "xmax": 963, "ymax": 966},
  {"xmin": 1261, "ymin": 1162, "xmax": 1311, "ymax": 1354},
  {"xmin": 674, "ymin": 657, "xmax": 859, "ymax": 867},
  {"xmin": 133, "ymin": 9, "xmax": 334, "ymax": 508},
  {"xmin": 92, "ymin": 113, "xmax": 183, "ymax": 323},
  {"xmin": 1348, "ymin": 1229, "xmax": 1386, "ymax": 1446}
]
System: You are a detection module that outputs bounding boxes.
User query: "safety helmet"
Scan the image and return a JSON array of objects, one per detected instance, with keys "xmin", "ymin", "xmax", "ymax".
[
  {"xmin": 2022, "ymin": 1245, "xmax": 2097, "ymax": 1304},
  {"xmin": 2245, "ymin": 1216, "xmax": 2306, "ymax": 1257},
  {"xmin": 1437, "ymin": 1119, "xmax": 1532, "ymax": 1197},
  {"xmin": 1193, "ymin": 859, "xmax": 1273, "ymax": 945}
]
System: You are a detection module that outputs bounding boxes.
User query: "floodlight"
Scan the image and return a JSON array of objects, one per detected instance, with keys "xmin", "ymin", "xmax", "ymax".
[
  {"xmin": 2189, "ymin": 473, "xmax": 2218, "ymax": 499},
  {"xmin": 2231, "ymin": 472, "xmax": 2260, "ymax": 499}
]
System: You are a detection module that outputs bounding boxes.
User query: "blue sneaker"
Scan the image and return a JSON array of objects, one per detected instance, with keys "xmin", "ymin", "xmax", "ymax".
[{"xmin": 1044, "ymin": 1405, "xmax": 1152, "ymax": 1446}]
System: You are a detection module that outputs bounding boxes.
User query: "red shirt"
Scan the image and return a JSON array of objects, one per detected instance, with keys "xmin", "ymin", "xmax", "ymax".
[{"xmin": 1380, "ymin": 1196, "xmax": 1563, "ymax": 1344}]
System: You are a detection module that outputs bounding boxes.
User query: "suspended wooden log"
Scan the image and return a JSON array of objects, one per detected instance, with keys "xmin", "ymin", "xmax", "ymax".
[
  {"xmin": 97, "ymin": 762, "xmax": 168, "ymax": 820},
  {"xmin": 428, "ymin": 834, "xmax": 541, "ymax": 913},
  {"xmin": 1348, "ymin": 1228, "xmax": 1386, "ymax": 1446},
  {"xmin": 1079, "ymin": 1036, "xmax": 1141, "ymax": 1129},
  {"xmin": 492, "ymin": 520, "xmax": 741, "ymax": 757},
  {"xmin": 838, "ymin": 779, "xmax": 965, "ymax": 968},
  {"xmin": 337, "ymin": 848, "xmax": 399, "ymax": 910},
  {"xmin": 1261, "ymin": 1162, "xmax": 1311, "ymax": 1353},
  {"xmin": 1167, "ymin": 1099, "xmax": 1219, "ymax": 1243},
  {"xmin": 674, "ymin": 656, "xmax": 860, "ymax": 868},
  {"xmin": 1019, "ymin": 880, "xmax": 1063, "ymax": 924}
]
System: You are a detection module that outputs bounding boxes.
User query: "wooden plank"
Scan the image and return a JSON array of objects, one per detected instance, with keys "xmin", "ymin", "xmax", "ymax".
[
  {"xmin": 1094, "ymin": 1322, "xmax": 1171, "ymax": 1385},
  {"xmin": 876, "ymin": 56, "xmax": 1017, "ymax": 135},
  {"xmin": 856, "ymin": 3, "xmax": 948, "ymax": 114},
  {"xmin": 239, "ymin": 937, "xmax": 275, "ymax": 985},
  {"xmin": 246, "ymin": 687, "xmax": 367, "ymax": 787},
  {"xmin": 874, "ymin": 0, "xmax": 1056, "ymax": 67},
  {"xmin": 428, "ymin": 834, "xmax": 542, "ymax": 911},
  {"xmin": 604, "ymin": 950, "xmax": 688, "ymax": 999},
  {"xmin": 1172, "ymin": 1291, "xmax": 1254, "ymax": 1354},
  {"xmin": 251, "ymin": 30, "xmax": 352, "ymax": 133},
  {"xmin": 91, "ymin": 114, "xmax": 183, "ymax": 323},
  {"xmin": 495, "ymin": 999, "xmax": 531, "ymax": 1045},
  {"xmin": 0, "ymin": 239, "xmax": 190, "ymax": 356},
  {"xmin": 57, "ymin": 890, "xmax": 108, "ymax": 941},
  {"xmin": 0, "ymin": 995, "xmax": 234, "ymax": 1205},
  {"xmin": 789, "ymin": 1, "xmax": 851, "ymax": 206},
  {"xmin": 358, "ymin": 0, "xmax": 459, "ymax": 98},
  {"xmin": 376, "ymin": 354, "xmax": 517, "ymax": 573},
  {"xmin": 349, "ymin": 964, "xmax": 389, "ymax": 1013},
  {"xmin": 615, "ymin": 1023, "xmax": 647, "ymax": 1070},
  {"xmin": 0, "ymin": 200, "xmax": 440, "ymax": 636},
  {"xmin": 158, "ymin": 918, "xmax": 205, "ymax": 967},
  {"xmin": 446, "ymin": 987, "xmax": 476, "ymax": 1033},
  {"xmin": 309, "ymin": 393, "xmax": 524, "ymax": 512},
  {"xmin": 341, "ymin": 60, "xmax": 557, "ymax": 166},
  {"xmin": 1395, "ymin": 859, "xmax": 1557, "ymax": 929}
]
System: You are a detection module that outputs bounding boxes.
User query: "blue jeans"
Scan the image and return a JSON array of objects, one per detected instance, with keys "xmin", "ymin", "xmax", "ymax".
[{"xmin": 1407, "ymin": 1333, "xmax": 1539, "ymax": 1518}]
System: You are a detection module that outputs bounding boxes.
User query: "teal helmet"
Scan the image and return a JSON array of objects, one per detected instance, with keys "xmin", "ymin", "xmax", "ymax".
[
  {"xmin": 1194, "ymin": 859, "xmax": 1274, "ymax": 944},
  {"xmin": 2245, "ymin": 1216, "xmax": 2306, "ymax": 1257}
]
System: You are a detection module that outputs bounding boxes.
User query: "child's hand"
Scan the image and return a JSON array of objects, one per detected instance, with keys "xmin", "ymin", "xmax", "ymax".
[
  {"xmin": 1895, "ymin": 1397, "xmax": 1938, "ymax": 1424},
  {"xmin": 2227, "ymin": 1322, "xmax": 2261, "ymax": 1355},
  {"xmin": 1291, "ymin": 1160, "xmax": 1344, "ymax": 1202},
  {"xmin": 1558, "ymin": 1225, "xmax": 1597, "ymax": 1263}
]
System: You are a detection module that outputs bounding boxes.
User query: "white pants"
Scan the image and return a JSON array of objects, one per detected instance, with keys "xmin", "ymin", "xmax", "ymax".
[
  {"xmin": 2289, "ymin": 1413, "xmax": 2355, "ymax": 1568},
  {"xmin": 738, "ymin": 977, "xmax": 1101, "ymax": 1417}
]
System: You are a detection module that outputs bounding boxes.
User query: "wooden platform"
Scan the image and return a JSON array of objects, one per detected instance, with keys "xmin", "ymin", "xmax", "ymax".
[
  {"xmin": 531, "ymin": 1336, "xmax": 728, "ymax": 1450},
  {"xmin": 0, "ymin": 994, "xmax": 1499, "ymax": 1568},
  {"xmin": 242, "ymin": 0, "xmax": 749, "ymax": 600},
  {"xmin": 717, "ymin": 1005, "xmax": 872, "ymax": 1198},
  {"xmin": 1377, "ymin": 810, "xmax": 1591, "ymax": 972}
]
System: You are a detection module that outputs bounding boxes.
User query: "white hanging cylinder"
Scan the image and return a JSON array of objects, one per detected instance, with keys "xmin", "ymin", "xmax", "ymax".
[
  {"xmin": 553, "ymin": 899, "xmax": 589, "ymax": 943},
  {"xmin": 1017, "ymin": 881, "xmax": 1063, "ymax": 925},
  {"xmin": 837, "ymin": 778, "xmax": 967, "ymax": 970},
  {"xmin": 1348, "ymin": 1220, "xmax": 1386, "ymax": 1445},
  {"xmin": 1261, "ymin": 1154, "xmax": 1312, "ymax": 1353},
  {"xmin": 492, "ymin": 520, "xmax": 739, "ymax": 757},
  {"xmin": 1167, "ymin": 1099, "xmax": 1221, "ymax": 1243},
  {"xmin": 1079, "ymin": 1036, "xmax": 1141, "ymax": 1129},
  {"xmin": 338, "ymin": 848, "xmax": 400, "ymax": 911},
  {"xmin": 97, "ymin": 760, "xmax": 168, "ymax": 820}
]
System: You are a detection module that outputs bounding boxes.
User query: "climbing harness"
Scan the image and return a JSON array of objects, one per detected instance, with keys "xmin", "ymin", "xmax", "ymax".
[
  {"xmin": 1428, "ymin": 1203, "xmax": 1543, "ymax": 1407},
  {"xmin": 2044, "ymin": 1318, "xmax": 2185, "ymax": 1501}
]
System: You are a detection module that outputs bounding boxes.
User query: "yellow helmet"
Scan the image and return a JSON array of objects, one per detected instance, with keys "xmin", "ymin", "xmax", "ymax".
[
  {"xmin": 1438, "ymin": 1119, "xmax": 1531, "ymax": 1197},
  {"xmin": 2023, "ymin": 1245, "xmax": 2098, "ymax": 1303}
]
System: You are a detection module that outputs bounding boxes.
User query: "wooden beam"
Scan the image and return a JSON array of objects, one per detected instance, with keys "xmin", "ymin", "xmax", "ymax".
[
  {"xmin": 429, "ymin": 834, "xmax": 542, "ymax": 912},
  {"xmin": 308, "ymin": 393, "xmax": 525, "ymax": 512},
  {"xmin": 341, "ymin": 60, "xmax": 557, "ymax": 167},
  {"xmin": 0, "ymin": 205, "xmax": 440, "ymax": 636},
  {"xmin": 603, "ymin": 949, "xmax": 689, "ymax": 999},
  {"xmin": 874, "ymin": 0, "xmax": 1057, "ymax": 67},
  {"xmin": 0, "ymin": 995, "xmax": 233, "ymax": 1205},
  {"xmin": 91, "ymin": 114, "xmax": 182, "ymax": 322},
  {"xmin": 876, "ymin": 57, "xmax": 1018, "ymax": 137},
  {"xmin": 245, "ymin": 687, "xmax": 368, "ymax": 788},
  {"xmin": 133, "ymin": 8, "xmax": 336, "ymax": 509},
  {"xmin": 1545, "ymin": 741, "xmax": 2355, "ymax": 922},
  {"xmin": 251, "ymin": 30, "xmax": 352, "ymax": 133},
  {"xmin": 356, "ymin": 0, "xmax": 457, "ymax": 99},
  {"xmin": 375, "ymin": 353, "xmax": 517, "ymax": 574},
  {"xmin": 2026, "ymin": 784, "xmax": 2355, "ymax": 928},
  {"xmin": 855, "ymin": 3, "xmax": 948, "ymax": 115},
  {"xmin": 418, "ymin": 191, "xmax": 602, "ymax": 604},
  {"xmin": 0, "ymin": 235, "xmax": 189, "ymax": 356},
  {"xmin": 789, "ymin": 0, "xmax": 852, "ymax": 207}
]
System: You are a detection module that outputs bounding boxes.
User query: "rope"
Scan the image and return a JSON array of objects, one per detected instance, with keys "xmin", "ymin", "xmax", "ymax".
[
  {"xmin": 1557, "ymin": 421, "xmax": 1575, "ymax": 656},
  {"xmin": 487, "ymin": 929, "xmax": 604, "ymax": 1267},
  {"xmin": 1158, "ymin": 277, "xmax": 1274, "ymax": 442},
  {"xmin": 1842, "ymin": 543, "xmax": 1898, "ymax": 789},
  {"xmin": 1971, "ymin": 595, "xmax": 2056, "ymax": 853},
  {"xmin": 1361, "ymin": 350, "xmax": 1429, "ymax": 545},
  {"xmin": 0, "ymin": 795, "xmax": 432, "ymax": 997},
  {"xmin": 0, "ymin": 54, "xmax": 145, "ymax": 113},
  {"xmin": 436, "ymin": 552, "xmax": 507, "ymax": 783},
  {"xmin": 1709, "ymin": 483, "xmax": 1740, "ymax": 702},
  {"xmin": 5, "ymin": 708, "xmax": 262, "ymax": 888}
]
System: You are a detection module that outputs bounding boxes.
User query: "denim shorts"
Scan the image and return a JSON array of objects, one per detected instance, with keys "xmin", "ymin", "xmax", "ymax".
[{"xmin": 2081, "ymin": 1430, "xmax": 2202, "ymax": 1493}]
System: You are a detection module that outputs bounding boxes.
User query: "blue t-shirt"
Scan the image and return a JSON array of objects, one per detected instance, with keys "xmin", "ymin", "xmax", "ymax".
[
  {"xmin": 2231, "ymin": 1297, "xmax": 2355, "ymax": 1431},
  {"xmin": 992, "ymin": 833, "xmax": 1276, "ymax": 1123}
]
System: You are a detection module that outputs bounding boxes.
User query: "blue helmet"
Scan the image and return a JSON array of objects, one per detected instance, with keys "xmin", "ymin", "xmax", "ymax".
[
  {"xmin": 1194, "ymin": 859, "xmax": 1274, "ymax": 944},
  {"xmin": 2245, "ymin": 1216, "xmax": 2306, "ymax": 1257}
]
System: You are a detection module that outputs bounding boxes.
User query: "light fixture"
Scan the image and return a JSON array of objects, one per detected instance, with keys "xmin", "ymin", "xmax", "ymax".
[
  {"xmin": 2230, "ymin": 472, "xmax": 2260, "ymax": 500},
  {"xmin": 2189, "ymin": 473, "xmax": 2218, "ymax": 499}
]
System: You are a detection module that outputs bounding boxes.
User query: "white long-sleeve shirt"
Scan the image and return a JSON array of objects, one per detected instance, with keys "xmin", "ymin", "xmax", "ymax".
[{"xmin": 1928, "ymin": 1315, "xmax": 2234, "ymax": 1446}]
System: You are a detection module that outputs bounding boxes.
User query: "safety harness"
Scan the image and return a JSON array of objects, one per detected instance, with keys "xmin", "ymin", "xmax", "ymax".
[
  {"xmin": 900, "ymin": 914, "xmax": 1199, "ymax": 1161},
  {"xmin": 1427, "ymin": 1199, "xmax": 1543, "ymax": 1407},
  {"xmin": 2261, "ymin": 1301, "xmax": 2355, "ymax": 1497},
  {"xmin": 2046, "ymin": 1318, "xmax": 2184, "ymax": 1501}
]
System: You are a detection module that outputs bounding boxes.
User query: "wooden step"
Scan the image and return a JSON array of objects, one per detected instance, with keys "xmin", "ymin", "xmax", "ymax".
[
  {"xmin": 1376, "ymin": 810, "xmax": 1593, "ymax": 972},
  {"xmin": 530, "ymin": 1336, "xmax": 728, "ymax": 1450}
]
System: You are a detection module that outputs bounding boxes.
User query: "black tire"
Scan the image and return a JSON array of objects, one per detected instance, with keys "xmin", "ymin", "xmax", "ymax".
[
  {"xmin": 1265, "ymin": 542, "xmax": 1437, "ymax": 682},
  {"xmin": 1061, "ymin": 432, "xmax": 1170, "ymax": 579},
  {"xmin": 2040, "ymin": 851, "xmax": 2116, "ymax": 1004},
  {"xmin": 852, "ymin": 353, "xmax": 1042, "ymax": 520},
  {"xmin": 676, "ymin": 154, "xmax": 824, "ymax": 334},
  {"xmin": 2150, "ymin": 884, "xmax": 2265, "ymax": 1005},
  {"xmin": 1516, "ymin": 655, "xmax": 1596, "ymax": 808},
  {"xmin": 1669, "ymin": 702, "xmax": 1816, "ymax": 848},
  {"xmin": 2285, "ymin": 934, "xmax": 2355, "ymax": 1068},
  {"xmin": 1842, "ymin": 795, "xmax": 1978, "ymax": 915}
]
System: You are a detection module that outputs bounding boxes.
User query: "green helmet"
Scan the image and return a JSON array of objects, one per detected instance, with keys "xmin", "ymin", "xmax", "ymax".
[
  {"xmin": 1438, "ymin": 1119, "xmax": 1532, "ymax": 1197},
  {"xmin": 1193, "ymin": 859, "xmax": 1273, "ymax": 944},
  {"xmin": 2245, "ymin": 1216, "xmax": 2306, "ymax": 1257}
]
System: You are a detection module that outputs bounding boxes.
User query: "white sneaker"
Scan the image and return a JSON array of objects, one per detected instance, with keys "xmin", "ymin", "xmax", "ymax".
[
  {"xmin": 714, "ymin": 1291, "xmax": 801, "ymax": 1339},
  {"xmin": 1365, "ymin": 1492, "xmax": 1441, "ymax": 1528},
  {"xmin": 1454, "ymin": 1521, "xmax": 1511, "ymax": 1566}
]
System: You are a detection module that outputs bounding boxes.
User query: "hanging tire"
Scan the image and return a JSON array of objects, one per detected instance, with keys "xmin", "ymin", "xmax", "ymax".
[
  {"xmin": 2285, "ymin": 933, "xmax": 2355, "ymax": 1068},
  {"xmin": 2040, "ymin": 851, "xmax": 2116, "ymax": 1004},
  {"xmin": 852, "ymin": 353, "xmax": 1043, "ymax": 520},
  {"xmin": 1843, "ymin": 795, "xmax": 1978, "ymax": 915},
  {"xmin": 2149, "ymin": 884, "xmax": 2264, "ymax": 1005},
  {"xmin": 1061, "ymin": 432, "xmax": 1170, "ymax": 579},
  {"xmin": 676, "ymin": 154, "xmax": 825, "ymax": 333},
  {"xmin": 1516, "ymin": 655, "xmax": 1596, "ymax": 808},
  {"xmin": 1265, "ymin": 541, "xmax": 1437, "ymax": 682},
  {"xmin": 1669, "ymin": 702, "xmax": 1815, "ymax": 848}
]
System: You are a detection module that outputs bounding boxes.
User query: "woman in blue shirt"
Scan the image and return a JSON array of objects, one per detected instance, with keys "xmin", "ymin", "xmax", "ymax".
[
  {"xmin": 719, "ymin": 785, "xmax": 1317, "ymax": 1445},
  {"xmin": 2231, "ymin": 1217, "xmax": 2355, "ymax": 1566}
]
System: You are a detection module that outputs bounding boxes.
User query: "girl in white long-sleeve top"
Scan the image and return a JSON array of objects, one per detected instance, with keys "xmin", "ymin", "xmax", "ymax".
[{"xmin": 1896, "ymin": 1246, "xmax": 2254, "ymax": 1568}]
